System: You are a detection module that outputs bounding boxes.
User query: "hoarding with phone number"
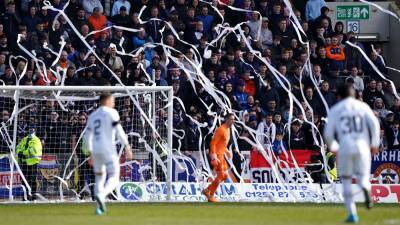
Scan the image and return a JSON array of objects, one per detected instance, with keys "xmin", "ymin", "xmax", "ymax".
[{"xmin": 117, "ymin": 182, "xmax": 400, "ymax": 203}]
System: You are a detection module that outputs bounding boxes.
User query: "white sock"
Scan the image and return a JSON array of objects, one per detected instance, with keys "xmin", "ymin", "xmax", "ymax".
[
  {"xmin": 356, "ymin": 174, "xmax": 371, "ymax": 192},
  {"xmin": 343, "ymin": 178, "xmax": 357, "ymax": 216},
  {"xmin": 101, "ymin": 157, "xmax": 120, "ymax": 199},
  {"xmin": 102, "ymin": 172, "xmax": 119, "ymax": 198},
  {"xmin": 95, "ymin": 173, "xmax": 106, "ymax": 200}
]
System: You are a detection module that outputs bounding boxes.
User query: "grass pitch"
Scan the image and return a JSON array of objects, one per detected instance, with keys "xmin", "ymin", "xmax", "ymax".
[{"xmin": 0, "ymin": 203, "xmax": 398, "ymax": 225}]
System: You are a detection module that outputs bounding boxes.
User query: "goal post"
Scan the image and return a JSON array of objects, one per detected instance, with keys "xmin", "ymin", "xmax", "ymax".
[{"xmin": 0, "ymin": 85, "xmax": 173, "ymax": 202}]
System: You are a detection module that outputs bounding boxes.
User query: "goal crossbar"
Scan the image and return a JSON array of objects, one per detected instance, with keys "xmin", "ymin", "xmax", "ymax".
[{"xmin": 0, "ymin": 86, "xmax": 173, "ymax": 92}]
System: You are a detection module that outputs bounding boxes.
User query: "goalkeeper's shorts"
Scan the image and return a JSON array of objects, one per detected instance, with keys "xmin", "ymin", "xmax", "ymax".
[{"xmin": 214, "ymin": 154, "xmax": 228, "ymax": 172}]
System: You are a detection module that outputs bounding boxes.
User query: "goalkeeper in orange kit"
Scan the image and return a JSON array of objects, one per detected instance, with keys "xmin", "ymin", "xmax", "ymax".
[{"xmin": 202, "ymin": 113, "xmax": 235, "ymax": 202}]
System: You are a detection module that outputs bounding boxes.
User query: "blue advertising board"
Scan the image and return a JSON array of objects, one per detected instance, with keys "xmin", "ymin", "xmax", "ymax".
[{"xmin": 371, "ymin": 150, "xmax": 400, "ymax": 184}]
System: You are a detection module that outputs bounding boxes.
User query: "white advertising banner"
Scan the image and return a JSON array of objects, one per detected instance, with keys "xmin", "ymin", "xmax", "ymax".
[{"xmin": 117, "ymin": 182, "xmax": 400, "ymax": 203}]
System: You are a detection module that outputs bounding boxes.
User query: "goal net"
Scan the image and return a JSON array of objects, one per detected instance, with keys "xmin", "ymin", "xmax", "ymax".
[{"xmin": 0, "ymin": 86, "xmax": 173, "ymax": 202}]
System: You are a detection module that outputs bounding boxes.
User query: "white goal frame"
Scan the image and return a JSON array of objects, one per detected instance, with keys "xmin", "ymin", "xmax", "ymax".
[{"xmin": 0, "ymin": 85, "xmax": 174, "ymax": 202}]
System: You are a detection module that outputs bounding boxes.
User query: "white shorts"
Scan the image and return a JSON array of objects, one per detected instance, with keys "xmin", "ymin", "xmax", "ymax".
[
  {"xmin": 92, "ymin": 153, "xmax": 120, "ymax": 176},
  {"xmin": 338, "ymin": 151, "xmax": 371, "ymax": 178}
]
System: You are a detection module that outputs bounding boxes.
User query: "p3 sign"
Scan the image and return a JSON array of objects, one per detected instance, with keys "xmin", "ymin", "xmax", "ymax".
[{"xmin": 371, "ymin": 185, "xmax": 400, "ymax": 203}]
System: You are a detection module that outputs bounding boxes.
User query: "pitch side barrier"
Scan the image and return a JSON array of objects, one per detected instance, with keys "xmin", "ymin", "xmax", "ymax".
[{"xmin": 117, "ymin": 182, "xmax": 400, "ymax": 203}]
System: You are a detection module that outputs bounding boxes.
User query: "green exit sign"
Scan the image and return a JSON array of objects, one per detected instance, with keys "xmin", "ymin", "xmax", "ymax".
[{"xmin": 337, "ymin": 5, "xmax": 370, "ymax": 20}]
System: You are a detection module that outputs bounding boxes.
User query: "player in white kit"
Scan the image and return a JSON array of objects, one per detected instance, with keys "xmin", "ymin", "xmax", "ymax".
[
  {"xmin": 324, "ymin": 84, "xmax": 380, "ymax": 223},
  {"xmin": 84, "ymin": 93, "xmax": 132, "ymax": 215}
]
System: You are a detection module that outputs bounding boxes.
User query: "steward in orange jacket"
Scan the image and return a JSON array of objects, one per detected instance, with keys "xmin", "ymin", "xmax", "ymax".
[
  {"xmin": 325, "ymin": 36, "xmax": 345, "ymax": 71},
  {"xmin": 88, "ymin": 7, "xmax": 108, "ymax": 40}
]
